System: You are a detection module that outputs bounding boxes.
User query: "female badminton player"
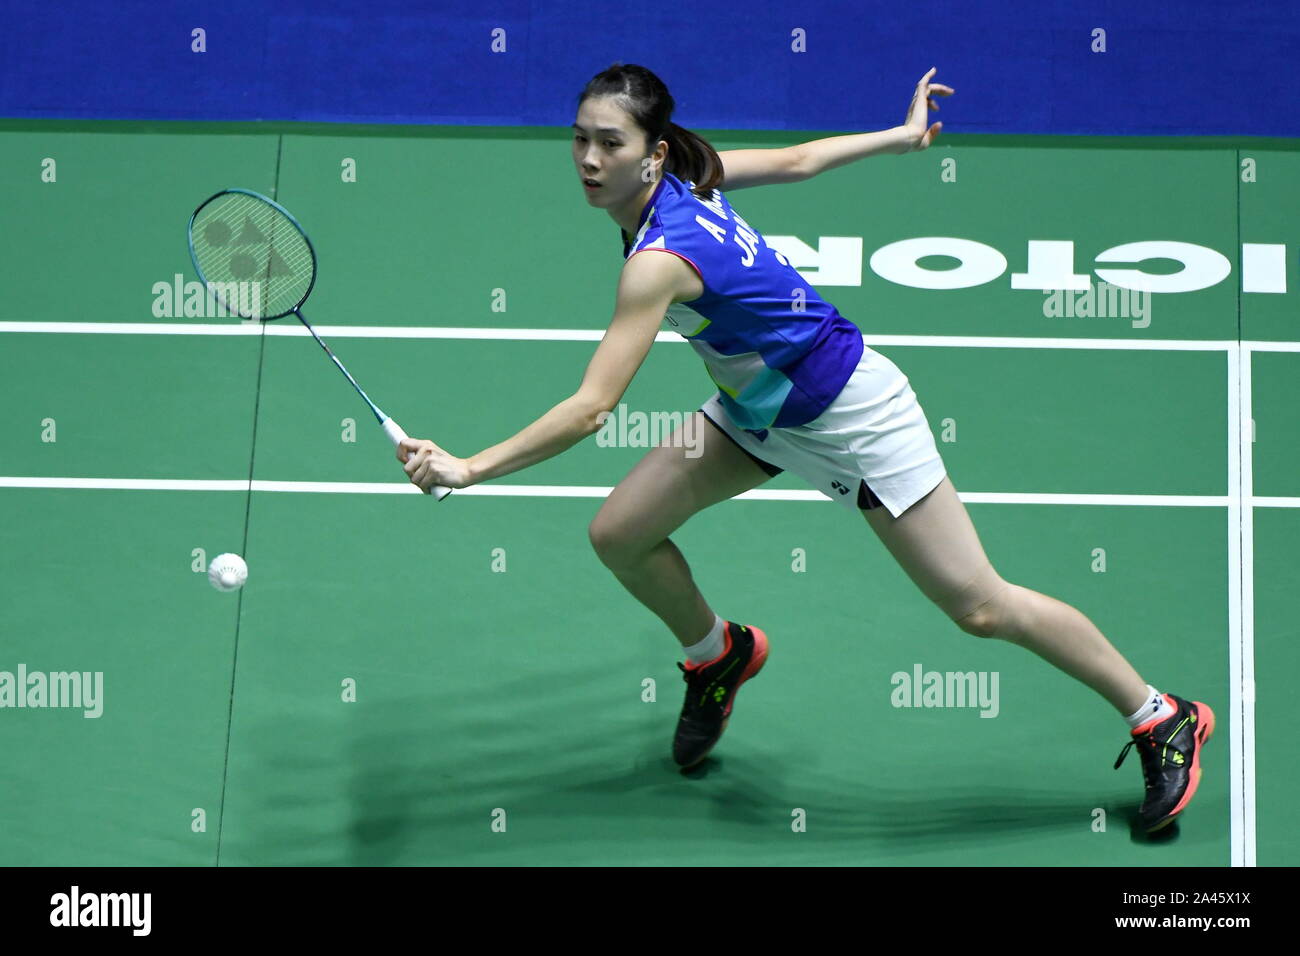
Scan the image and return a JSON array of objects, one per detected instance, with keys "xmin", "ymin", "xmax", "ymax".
[{"xmin": 399, "ymin": 62, "xmax": 1214, "ymax": 834}]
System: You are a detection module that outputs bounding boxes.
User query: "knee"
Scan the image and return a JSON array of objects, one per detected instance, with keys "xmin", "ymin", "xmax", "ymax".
[
  {"xmin": 955, "ymin": 600, "xmax": 1004, "ymax": 638},
  {"xmin": 587, "ymin": 514, "xmax": 618, "ymax": 561},
  {"xmin": 946, "ymin": 574, "xmax": 1014, "ymax": 639},
  {"xmin": 588, "ymin": 512, "xmax": 638, "ymax": 567}
]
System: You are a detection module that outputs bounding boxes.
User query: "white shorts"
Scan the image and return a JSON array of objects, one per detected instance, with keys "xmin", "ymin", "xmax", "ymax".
[{"xmin": 699, "ymin": 346, "xmax": 947, "ymax": 518}]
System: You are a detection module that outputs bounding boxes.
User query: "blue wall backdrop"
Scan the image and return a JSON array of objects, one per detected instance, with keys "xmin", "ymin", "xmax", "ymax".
[{"xmin": 1, "ymin": 0, "xmax": 1295, "ymax": 136}]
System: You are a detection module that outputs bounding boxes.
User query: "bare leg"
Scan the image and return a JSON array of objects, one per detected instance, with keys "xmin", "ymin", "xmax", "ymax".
[
  {"xmin": 589, "ymin": 412, "xmax": 777, "ymax": 646},
  {"xmin": 863, "ymin": 476, "xmax": 1150, "ymax": 716},
  {"xmin": 600, "ymin": 539, "xmax": 716, "ymax": 646}
]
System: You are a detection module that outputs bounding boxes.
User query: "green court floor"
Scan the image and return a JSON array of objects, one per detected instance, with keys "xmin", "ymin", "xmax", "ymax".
[{"xmin": 0, "ymin": 122, "xmax": 1294, "ymax": 865}]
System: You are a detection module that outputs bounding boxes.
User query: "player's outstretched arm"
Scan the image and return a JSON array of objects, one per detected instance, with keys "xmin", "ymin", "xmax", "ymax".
[
  {"xmin": 444, "ymin": 250, "xmax": 682, "ymax": 489},
  {"xmin": 716, "ymin": 145, "xmax": 808, "ymax": 191},
  {"xmin": 720, "ymin": 67, "xmax": 953, "ymax": 190}
]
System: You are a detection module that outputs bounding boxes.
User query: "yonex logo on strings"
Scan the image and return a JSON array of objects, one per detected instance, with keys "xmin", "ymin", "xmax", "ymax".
[
  {"xmin": 831, "ymin": 480, "xmax": 851, "ymax": 496},
  {"xmin": 203, "ymin": 216, "xmax": 295, "ymax": 281},
  {"xmin": 153, "ymin": 214, "xmax": 290, "ymax": 318}
]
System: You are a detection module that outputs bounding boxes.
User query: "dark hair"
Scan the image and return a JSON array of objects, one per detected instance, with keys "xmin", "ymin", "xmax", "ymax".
[{"xmin": 576, "ymin": 62, "xmax": 723, "ymax": 197}]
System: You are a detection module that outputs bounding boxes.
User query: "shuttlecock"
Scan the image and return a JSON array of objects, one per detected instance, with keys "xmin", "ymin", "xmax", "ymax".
[{"xmin": 208, "ymin": 553, "xmax": 248, "ymax": 592}]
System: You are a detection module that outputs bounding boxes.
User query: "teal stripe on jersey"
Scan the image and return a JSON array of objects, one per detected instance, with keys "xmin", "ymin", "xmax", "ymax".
[{"xmin": 720, "ymin": 365, "xmax": 795, "ymax": 431}]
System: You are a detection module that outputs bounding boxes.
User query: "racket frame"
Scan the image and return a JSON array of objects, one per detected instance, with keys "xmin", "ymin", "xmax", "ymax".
[{"xmin": 188, "ymin": 187, "xmax": 318, "ymax": 321}]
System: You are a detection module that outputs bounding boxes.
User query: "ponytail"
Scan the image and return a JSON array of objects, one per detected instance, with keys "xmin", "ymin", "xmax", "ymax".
[{"xmin": 661, "ymin": 122, "xmax": 724, "ymax": 196}]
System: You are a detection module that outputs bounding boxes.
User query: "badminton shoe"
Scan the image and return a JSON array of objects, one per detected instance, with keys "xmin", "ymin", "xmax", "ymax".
[
  {"xmin": 1113, "ymin": 692, "xmax": 1215, "ymax": 833},
  {"xmin": 673, "ymin": 621, "xmax": 769, "ymax": 770}
]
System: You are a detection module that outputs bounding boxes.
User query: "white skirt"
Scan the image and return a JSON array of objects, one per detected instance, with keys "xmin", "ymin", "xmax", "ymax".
[{"xmin": 699, "ymin": 346, "xmax": 947, "ymax": 518}]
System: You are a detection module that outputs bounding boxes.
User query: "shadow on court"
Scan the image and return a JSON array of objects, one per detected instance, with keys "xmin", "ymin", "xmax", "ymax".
[{"xmin": 211, "ymin": 660, "xmax": 1163, "ymax": 865}]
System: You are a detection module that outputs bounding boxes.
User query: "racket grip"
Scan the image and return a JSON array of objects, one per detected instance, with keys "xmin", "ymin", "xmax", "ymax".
[{"xmin": 382, "ymin": 417, "xmax": 453, "ymax": 500}]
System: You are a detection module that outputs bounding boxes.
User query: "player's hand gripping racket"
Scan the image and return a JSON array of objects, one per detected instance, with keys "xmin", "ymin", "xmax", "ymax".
[{"xmin": 187, "ymin": 188, "xmax": 452, "ymax": 500}]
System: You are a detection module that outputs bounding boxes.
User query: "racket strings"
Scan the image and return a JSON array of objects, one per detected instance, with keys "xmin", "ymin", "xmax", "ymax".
[{"xmin": 191, "ymin": 192, "xmax": 314, "ymax": 318}]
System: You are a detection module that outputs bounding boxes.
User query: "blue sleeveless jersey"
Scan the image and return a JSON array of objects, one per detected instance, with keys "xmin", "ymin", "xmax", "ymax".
[{"xmin": 620, "ymin": 170, "xmax": 864, "ymax": 432}]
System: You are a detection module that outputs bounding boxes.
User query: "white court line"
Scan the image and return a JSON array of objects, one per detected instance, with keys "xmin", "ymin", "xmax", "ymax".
[
  {"xmin": 0, "ymin": 476, "xmax": 1250, "ymax": 506},
  {"xmin": 0, "ymin": 477, "xmax": 253, "ymax": 491},
  {"xmin": 1227, "ymin": 346, "xmax": 1244, "ymax": 867},
  {"xmin": 0, "ymin": 321, "xmax": 1248, "ymax": 351},
  {"xmin": 0, "ymin": 322, "xmax": 265, "ymax": 336},
  {"xmin": 951, "ymin": 492, "xmax": 1230, "ymax": 507},
  {"xmin": 1238, "ymin": 346, "xmax": 1257, "ymax": 867},
  {"xmin": 864, "ymin": 335, "xmax": 1232, "ymax": 351}
]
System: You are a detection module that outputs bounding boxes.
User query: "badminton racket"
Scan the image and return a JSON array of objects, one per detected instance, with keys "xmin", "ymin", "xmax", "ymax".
[{"xmin": 187, "ymin": 188, "xmax": 451, "ymax": 500}]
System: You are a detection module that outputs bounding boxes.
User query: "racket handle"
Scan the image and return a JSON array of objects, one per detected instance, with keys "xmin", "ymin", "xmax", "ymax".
[{"xmin": 381, "ymin": 417, "xmax": 453, "ymax": 501}]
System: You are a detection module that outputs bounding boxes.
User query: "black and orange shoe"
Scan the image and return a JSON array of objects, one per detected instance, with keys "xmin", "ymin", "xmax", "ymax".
[
  {"xmin": 1113, "ymin": 693, "xmax": 1215, "ymax": 833},
  {"xmin": 673, "ymin": 622, "xmax": 769, "ymax": 771}
]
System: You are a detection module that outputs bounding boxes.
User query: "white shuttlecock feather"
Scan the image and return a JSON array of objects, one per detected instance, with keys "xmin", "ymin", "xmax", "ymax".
[{"xmin": 208, "ymin": 553, "xmax": 248, "ymax": 592}]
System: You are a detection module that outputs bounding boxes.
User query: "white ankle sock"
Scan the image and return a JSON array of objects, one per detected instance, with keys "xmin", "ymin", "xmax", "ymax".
[
  {"xmin": 684, "ymin": 614, "xmax": 727, "ymax": 664},
  {"xmin": 1124, "ymin": 684, "xmax": 1175, "ymax": 730}
]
